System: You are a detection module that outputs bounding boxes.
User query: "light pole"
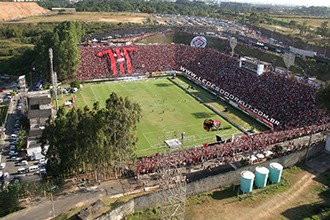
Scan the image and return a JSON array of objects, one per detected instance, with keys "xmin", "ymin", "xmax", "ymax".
[
  {"xmin": 50, "ymin": 192, "xmax": 55, "ymax": 218},
  {"xmin": 49, "ymin": 186, "xmax": 56, "ymax": 218}
]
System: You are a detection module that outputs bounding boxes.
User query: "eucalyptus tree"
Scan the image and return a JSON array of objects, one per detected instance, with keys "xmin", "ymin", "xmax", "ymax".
[{"xmin": 41, "ymin": 92, "xmax": 141, "ymax": 181}]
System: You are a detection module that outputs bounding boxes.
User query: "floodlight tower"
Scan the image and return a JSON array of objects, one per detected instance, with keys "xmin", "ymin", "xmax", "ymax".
[
  {"xmin": 18, "ymin": 75, "xmax": 27, "ymax": 113},
  {"xmin": 230, "ymin": 37, "xmax": 237, "ymax": 57},
  {"xmin": 156, "ymin": 134, "xmax": 187, "ymax": 220},
  {"xmin": 156, "ymin": 156, "xmax": 187, "ymax": 220},
  {"xmin": 283, "ymin": 52, "xmax": 295, "ymax": 75},
  {"xmin": 49, "ymin": 48, "xmax": 58, "ymax": 111}
]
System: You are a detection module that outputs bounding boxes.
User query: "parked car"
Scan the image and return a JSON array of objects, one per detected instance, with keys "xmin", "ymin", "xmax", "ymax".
[
  {"xmin": 17, "ymin": 168, "xmax": 26, "ymax": 174},
  {"xmin": 10, "ymin": 134, "xmax": 18, "ymax": 139},
  {"xmin": 9, "ymin": 151, "xmax": 18, "ymax": 156},
  {"xmin": 15, "ymin": 160, "xmax": 28, "ymax": 166},
  {"xmin": 26, "ymin": 165, "xmax": 38, "ymax": 173},
  {"xmin": 11, "ymin": 156, "xmax": 22, "ymax": 161},
  {"xmin": 0, "ymin": 162, "xmax": 6, "ymax": 169},
  {"xmin": 3, "ymin": 172, "xmax": 9, "ymax": 179},
  {"xmin": 36, "ymin": 168, "xmax": 47, "ymax": 176},
  {"xmin": 38, "ymin": 161, "xmax": 47, "ymax": 167},
  {"xmin": 10, "ymin": 156, "xmax": 18, "ymax": 161},
  {"xmin": 13, "ymin": 176, "xmax": 21, "ymax": 183},
  {"xmin": 60, "ymin": 88, "xmax": 68, "ymax": 94},
  {"xmin": 10, "ymin": 140, "xmax": 17, "ymax": 145}
]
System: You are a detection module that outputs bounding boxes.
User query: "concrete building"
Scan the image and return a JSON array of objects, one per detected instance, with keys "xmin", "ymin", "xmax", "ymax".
[{"xmin": 27, "ymin": 90, "xmax": 53, "ymax": 137}]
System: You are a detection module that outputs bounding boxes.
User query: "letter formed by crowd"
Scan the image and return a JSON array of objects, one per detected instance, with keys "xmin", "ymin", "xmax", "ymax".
[{"xmin": 96, "ymin": 47, "xmax": 137, "ymax": 77}]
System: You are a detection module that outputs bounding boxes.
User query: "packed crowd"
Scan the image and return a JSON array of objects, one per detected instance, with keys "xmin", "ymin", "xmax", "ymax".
[
  {"xmin": 135, "ymin": 123, "xmax": 329, "ymax": 175},
  {"xmin": 77, "ymin": 44, "xmax": 328, "ymax": 130},
  {"xmin": 77, "ymin": 44, "xmax": 330, "ymax": 175}
]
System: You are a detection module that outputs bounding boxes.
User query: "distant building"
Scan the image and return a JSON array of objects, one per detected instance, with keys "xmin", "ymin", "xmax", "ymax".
[
  {"xmin": 51, "ymin": 8, "xmax": 76, "ymax": 13},
  {"xmin": 26, "ymin": 137, "xmax": 48, "ymax": 160},
  {"xmin": 239, "ymin": 56, "xmax": 272, "ymax": 75}
]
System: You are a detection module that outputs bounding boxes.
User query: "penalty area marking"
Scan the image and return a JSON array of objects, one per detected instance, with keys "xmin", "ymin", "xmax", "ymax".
[{"xmin": 142, "ymin": 132, "xmax": 153, "ymax": 148}]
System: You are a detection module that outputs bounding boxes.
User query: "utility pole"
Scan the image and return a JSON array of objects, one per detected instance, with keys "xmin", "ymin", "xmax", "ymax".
[
  {"xmin": 50, "ymin": 192, "xmax": 55, "ymax": 218},
  {"xmin": 49, "ymin": 48, "xmax": 58, "ymax": 111},
  {"xmin": 49, "ymin": 185, "xmax": 56, "ymax": 218}
]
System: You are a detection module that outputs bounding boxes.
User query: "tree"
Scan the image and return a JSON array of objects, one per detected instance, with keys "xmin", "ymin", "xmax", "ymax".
[
  {"xmin": 289, "ymin": 20, "xmax": 297, "ymax": 28},
  {"xmin": 70, "ymin": 80, "xmax": 80, "ymax": 89},
  {"xmin": 34, "ymin": 21, "xmax": 85, "ymax": 81},
  {"xmin": 316, "ymin": 21, "xmax": 329, "ymax": 37},
  {"xmin": 298, "ymin": 21, "xmax": 309, "ymax": 35},
  {"xmin": 248, "ymin": 12, "xmax": 261, "ymax": 24},
  {"xmin": 316, "ymin": 80, "xmax": 330, "ymax": 113},
  {"xmin": 41, "ymin": 92, "xmax": 141, "ymax": 182},
  {"xmin": 0, "ymin": 184, "xmax": 22, "ymax": 217},
  {"xmin": 16, "ymin": 128, "xmax": 27, "ymax": 151}
]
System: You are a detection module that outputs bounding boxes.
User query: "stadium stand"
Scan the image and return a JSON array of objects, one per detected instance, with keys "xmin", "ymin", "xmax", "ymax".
[
  {"xmin": 135, "ymin": 123, "xmax": 329, "ymax": 176},
  {"xmin": 77, "ymin": 44, "xmax": 329, "ymax": 130},
  {"xmin": 76, "ymin": 44, "xmax": 330, "ymax": 176}
]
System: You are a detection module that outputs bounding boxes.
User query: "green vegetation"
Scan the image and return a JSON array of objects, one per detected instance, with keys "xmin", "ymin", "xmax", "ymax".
[
  {"xmin": 70, "ymin": 80, "xmax": 80, "ymax": 89},
  {"xmin": 35, "ymin": 21, "xmax": 85, "ymax": 81},
  {"xmin": 0, "ymin": 184, "xmax": 23, "ymax": 217},
  {"xmin": 16, "ymin": 126, "xmax": 27, "ymax": 151},
  {"xmin": 0, "ymin": 180, "xmax": 56, "ymax": 217},
  {"xmin": 41, "ymin": 0, "xmax": 220, "ymax": 17},
  {"xmin": 0, "ymin": 23, "xmax": 56, "ymax": 75},
  {"xmin": 41, "ymin": 92, "xmax": 141, "ymax": 181},
  {"xmin": 0, "ymin": 104, "xmax": 9, "ymax": 126},
  {"xmin": 62, "ymin": 77, "xmax": 243, "ymax": 156},
  {"xmin": 317, "ymin": 81, "xmax": 330, "ymax": 112}
]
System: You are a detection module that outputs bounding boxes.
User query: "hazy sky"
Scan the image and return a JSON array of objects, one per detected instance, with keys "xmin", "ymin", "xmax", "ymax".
[{"xmin": 230, "ymin": 0, "xmax": 330, "ymax": 7}]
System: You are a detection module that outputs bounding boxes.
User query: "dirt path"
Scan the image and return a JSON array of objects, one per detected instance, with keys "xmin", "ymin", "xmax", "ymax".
[
  {"xmin": 243, "ymin": 172, "xmax": 316, "ymax": 220},
  {"xmin": 186, "ymin": 170, "xmax": 319, "ymax": 220}
]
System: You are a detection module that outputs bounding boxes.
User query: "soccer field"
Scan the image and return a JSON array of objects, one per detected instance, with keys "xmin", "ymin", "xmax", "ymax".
[{"xmin": 60, "ymin": 77, "xmax": 245, "ymax": 156}]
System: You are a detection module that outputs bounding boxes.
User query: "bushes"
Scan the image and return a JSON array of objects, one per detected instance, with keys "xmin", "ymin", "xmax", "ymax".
[
  {"xmin": 70, "ymin": 80, "xmax": 81, "ymax": 89},
  {"xmin": 0, "ymin": 104, "xmax": 9, "ymax": 126}
]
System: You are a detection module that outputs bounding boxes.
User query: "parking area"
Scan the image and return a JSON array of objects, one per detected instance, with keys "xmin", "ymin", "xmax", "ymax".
[{"xmin": 0, "ymin": 79, "xmax": 46, "ymax": 185}]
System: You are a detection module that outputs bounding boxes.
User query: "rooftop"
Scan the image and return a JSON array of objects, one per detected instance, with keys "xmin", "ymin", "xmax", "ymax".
[{"xmin": 27, "ymin": 90, "xmax": 51, "ymax": 99}]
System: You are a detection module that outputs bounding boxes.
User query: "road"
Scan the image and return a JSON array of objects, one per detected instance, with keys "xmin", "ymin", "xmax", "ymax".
[{"xmin": 3, "ymin": 179, "xmax": 137, "ymax": 220}]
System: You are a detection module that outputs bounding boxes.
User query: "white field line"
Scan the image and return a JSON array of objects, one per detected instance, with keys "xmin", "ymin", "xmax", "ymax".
[
  {"xmin": 106, "ymin": 84, "xmax": 112, "ymax": 91},
  {"xmin": 142, "ymin": 132, "xmax": 153, "ymax": 148},
  {"xmin": 79, "ymin": 90, "xmax": 88, "ymax": 107},
  {"xmin": 90, "ymin": 86, "xmax": 99, "ymax": 101}
]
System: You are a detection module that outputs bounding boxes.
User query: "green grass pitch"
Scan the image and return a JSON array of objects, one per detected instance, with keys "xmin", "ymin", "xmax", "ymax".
[{"xmin": 59, "ymin": 76, "xmax": 263, "ymax": 157}]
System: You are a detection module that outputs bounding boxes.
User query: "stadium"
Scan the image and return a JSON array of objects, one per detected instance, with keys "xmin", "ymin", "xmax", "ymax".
[{"xmin": 70, "ymin": 42, "xmax": 329, "ymax": 176}]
